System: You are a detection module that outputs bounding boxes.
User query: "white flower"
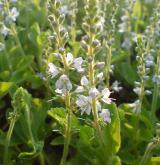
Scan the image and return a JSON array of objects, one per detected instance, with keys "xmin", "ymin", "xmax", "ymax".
[
  {"xmin": 96, "ymin": 16, "xmax": 105, "ymax": 32},
  {"xmin": 76, "ymin": 95, "xmax": 91, "ymax": 115},
  {"xmin": 66, "ymin": 53, "xmax": 74, "ymax": 64},
  {"xmin": 0, "ymin": 43, "xmax": 5, "ymax": 51},
  {"xmin": 73, "ymin": 57, "xmax": 84, "ymax": 72},
  {"xmin": 75, "ymin": 86, "xmax": 84, "ymax": 93},
  {"xmin": 152, "ymin": 75, "xmax": 160, "ymax": 85},
  {"xmin": 76, "ymin": 95, "xmax": 101, "ymax": 115},
  {"xmin": 75, "ymin": 76, "xmax": 89, "ymax": 93},
  {"xmin": 133, "ymin": 87, "xmax": 141, "ymax": 95},
  {"xmin": 99, "ymin": 109, "xmax": 111, "ymax": 123},
  {"xmin": 48, "ymin": 63, "xmax": 59, "ymax": 78},
  {"xmin": 129, "ymin": 100, "xmax": 141, "ymax": 113},
  {"xmin": 118, "ymin": 22, "xmax": 128, "ymax": 33},
  {"xmin": 59, "ymin": 5, "xmax": 68, "ymax": 16},
  {"xmin": 89, "ymin": 87, "xmax": 99, "ymax": 99},
  {"xmin": 81, "ymin": 76, "xmax": 89, "ymax": 87},
  {"xmin": 97, "ymin": 72, "xmax": 103, "ymax": 79},
  {"xmin": 111, "ymin": 81, "xmax": 122, "ymax": 92},
  {"xmin": 8, "ymin": 7, "xmax": 19, "ymax": 22},
  {"xmin": 109, "ymin": 65, "xmax": 114, "ymax": 74},
  {"xmin": 65, "ymin": 53, "xmax": 84, "ymax": 72},
  {"xmin": 55, "ymin": 74, "xmax": 72, "ymax": 94},
  {"xmin": 0, "ymin": 24, "xmax": 9, "ymax": 36},
  {"xmin": 145, "ymin": 55, "xmax": 154, "ymax": 67},
  {"xmin": 101, "ymin": 88, "xmax": 112, "ymax": 104},
  {"xmin": 121, "ymin": 38, "xmax": 131, "ymax": 50}
]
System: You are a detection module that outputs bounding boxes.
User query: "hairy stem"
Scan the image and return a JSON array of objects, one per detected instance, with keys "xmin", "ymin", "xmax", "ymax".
[
  {"xmin": 88, "ymin": 45, "xmax": 104, "ymax": 146},
  {"xmin": 60, "ymin": 91, "xmax": 71, "ymax": 165},
  {"xmin": 140, "ymin": 138, "xmax": 160, "ymax": 165},
  {"xmin": 25, "ymin": 105, "xmax": 36, "ymax": 151},
  {"xmin": 3, "ymin": 115, "xmax": 17, "ymax": 165},
  {"xmin": 105, "ymin": 46, "xmax": 112, "ymax": 87},
  {"xmin": 151, "ymin": 51, "xmax": 160, "ymax": 121}
]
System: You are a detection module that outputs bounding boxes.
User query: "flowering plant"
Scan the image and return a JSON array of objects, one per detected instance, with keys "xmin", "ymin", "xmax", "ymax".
[{"xmin": 0, "ymin": 0, "xmax": 160, "ymax": 165}]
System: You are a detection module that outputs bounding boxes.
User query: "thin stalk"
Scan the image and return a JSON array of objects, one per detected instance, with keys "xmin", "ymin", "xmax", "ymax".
[
  {"xmin": 60, "ymin": 91, "xmax": 71, "ymax": 165},
  {"xmin": 58, "ymin": 27, "xmax": 72, "ymax": 165},
  {"xmin": 3, "ymin": 115, "xmax": 17, "ymax": 165},
  {"xmin": 140, "ymin": 138, "xmax": 160, "ymax": 165},
  {"xmin": 105, "ymin": 45, "xmax": 112, "ymax": 87},
  {"xmin": 11, "ymin": 25, "xmax": 25, "ymax": 56},
  {"xmin": 88, "ymin": 35, "xmax": 104, "ymax": 146},
  {"xmin": 25, "ymin": 105, "xmax": 36, "ymax": 151},
  {"xmin": 151, "ymin": 51, "xmax": 160, "ymax": 121},
  {"xmin": 4, "ymin": 0, "xmax": 25, "ymax": 57},
  {"xmin": 39, "ymin": 152, "xmax": 45, "ymax": 165},
  {"xmin": 151, "ymin": 85, "xmax": 159, "ymax": 121}
]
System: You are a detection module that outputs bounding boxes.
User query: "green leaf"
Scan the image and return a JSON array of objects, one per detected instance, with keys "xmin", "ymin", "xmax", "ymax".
[
  {"xmin": 50, "ymin": 136, "xmax": 64, "ymax": 146},
  {"xmin": 48, "ymin": 108, "xmax": 79, "ymax": 128},
  {"xmin": 103, "ymin": 103, "xmax": 121, "ymax": 158},
  {"xmin": 133, "ymin": 1, "xmax": 141, "ymax": 18},
  {"xmin": 79, "ymin": 126, "xmax": 94, "ymax": 145},
  {"xmin": 48, "ymin": 108, "xmax": 66, "ymax": 126},
  {"xmin": 0, "ymin": 82, "xmax": 13, "ymax": 98},
  {"xmin": 116, "ymin": 62, "xmax": 137, "ymax": 85}
]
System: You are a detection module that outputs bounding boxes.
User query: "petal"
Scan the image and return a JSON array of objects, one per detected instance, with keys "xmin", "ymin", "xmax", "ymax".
[{"xmin": 66, "ymin": 53, "xmax": 73, "ymax": 64}]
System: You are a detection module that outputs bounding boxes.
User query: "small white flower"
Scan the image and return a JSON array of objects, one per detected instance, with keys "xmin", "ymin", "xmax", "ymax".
[
  {"xmin": 66, "ymin": 53, "xmax": 74, "ymax": 64},
  {"xmin": 76, "ymin": 95, "xmax": 91, "ymax": 115},
  {"xmin": 109, "ymin": 65, "xmax": 114, "ymax": 74},
  {"xmin": 111, "ymin": 81, "xmax": 122, "ymax": 92},
  {"xmin": 152, "ymin": 75, "xmax": 160, "ymax": 85},
  {"xmin": 0, "ymin": 24, "xmax": 9, "ymax": 36},
  {"xmin": 118, "ymin": 22, "xmax": 128, "ymax": 33},
  {"xmin": 129, "ymin": 100, "xmax": 141, "ymax": 113},
  {"xmin": 101, "ymin": 88, "xmax": 112, "ymax": 104},
  {"xmin": 73, "ymin": 57, "xmax": 84, "ymax": 72},
  {"xmin": 121, "ymin": 38, "xmax": 131, "ymax": 50},
  {"xmin": 59, "ymin": 5, "xmax": 68, "ymax": 16},
  {"xmin": 89, "ymin": 87, "xmax": 99, "ymax": 99},
  {"xmin": 97, "ymin": 72, "xmax": 103, "ymax": 79},
  {"xmin": 48, "ymin": 63, "xmax": 59, "ymax": 78},
  {"xmin": 145, "ymin": 55, "xmax": 154, "ymax": 67},
  {"xmin": 55, "ymin": 74, "xmax": 72, "ymax": 94},
  {"xmin": 99, "ymin": 109, "xmax": 111, "ymax": 123},
  {"xmin": 0, "ymin": 43, "xmax": 5, "ymax": 51},
  {"xmin": 81, "ymin": 76, "xmax": 89, "ymax": 87},
  {"xmin": 133, "ymin": 87, "xmax": 141, "ymax": 95},
  {"xmin": 76, "ymin": 95, "xmax": 101, "ymax": 115},
  {"xmin": 8, "ymin": 7, "xmax": 19, "ymax": 22},
  {"xmin": 96, "ymin": 16, "xmax": 105, "ymax": 32},
  {"xmin": 75, "ymin": 86, "xmax": 84, "ymax": 93}
]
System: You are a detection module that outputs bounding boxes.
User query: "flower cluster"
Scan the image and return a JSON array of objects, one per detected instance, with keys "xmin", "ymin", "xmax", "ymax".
[
  {"xmin": 118, "ymin": 0, "xmax": 137, "ymax": 50},
  {"xmin": 0, "ymin": 0, "xmax": 19, "ymax": 52},
  {"xmin": 132, "ymin": 36, "xmax": 152, "ymax": 113},
  {"xmin": 74, "ymin": 0, "xmax": 113, "ymax": 124}
]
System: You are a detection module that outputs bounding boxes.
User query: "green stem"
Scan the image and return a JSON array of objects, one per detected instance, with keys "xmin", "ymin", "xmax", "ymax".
[
  {"xmin": 3, "ymin": 116, "xmax": 17, "ymax": 165},
  {"xmin": 39, "ymin": 152, "xmax": 45, "ymax": 165},
  {"xmin": 151, "ymin": 84, "xmax": 159, "ymax": 121},
  {"xmin": 151, "ymin": 50, "xmax": 160, "ymax": 121},
  {"xmin": 11, "ymin": 25, "xmax": 25, "ymax": 57},
  {"xmin": 60, "ymin": 91, "xmax": 71, "ymax": 165},
  {"xmin": 140, "ymin": 138, "xmax": 160, "ymax": 165},
  {"xmin": 89, "ymin": 59, "xmax": 104, "ymax": 146},
  {"xmin": 25, "ymin": 105, "xmax": 35, "ymax": 150},
  {"xmin": 105, "ymin": 46, "xmax": 112, "ymax": 87}
]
